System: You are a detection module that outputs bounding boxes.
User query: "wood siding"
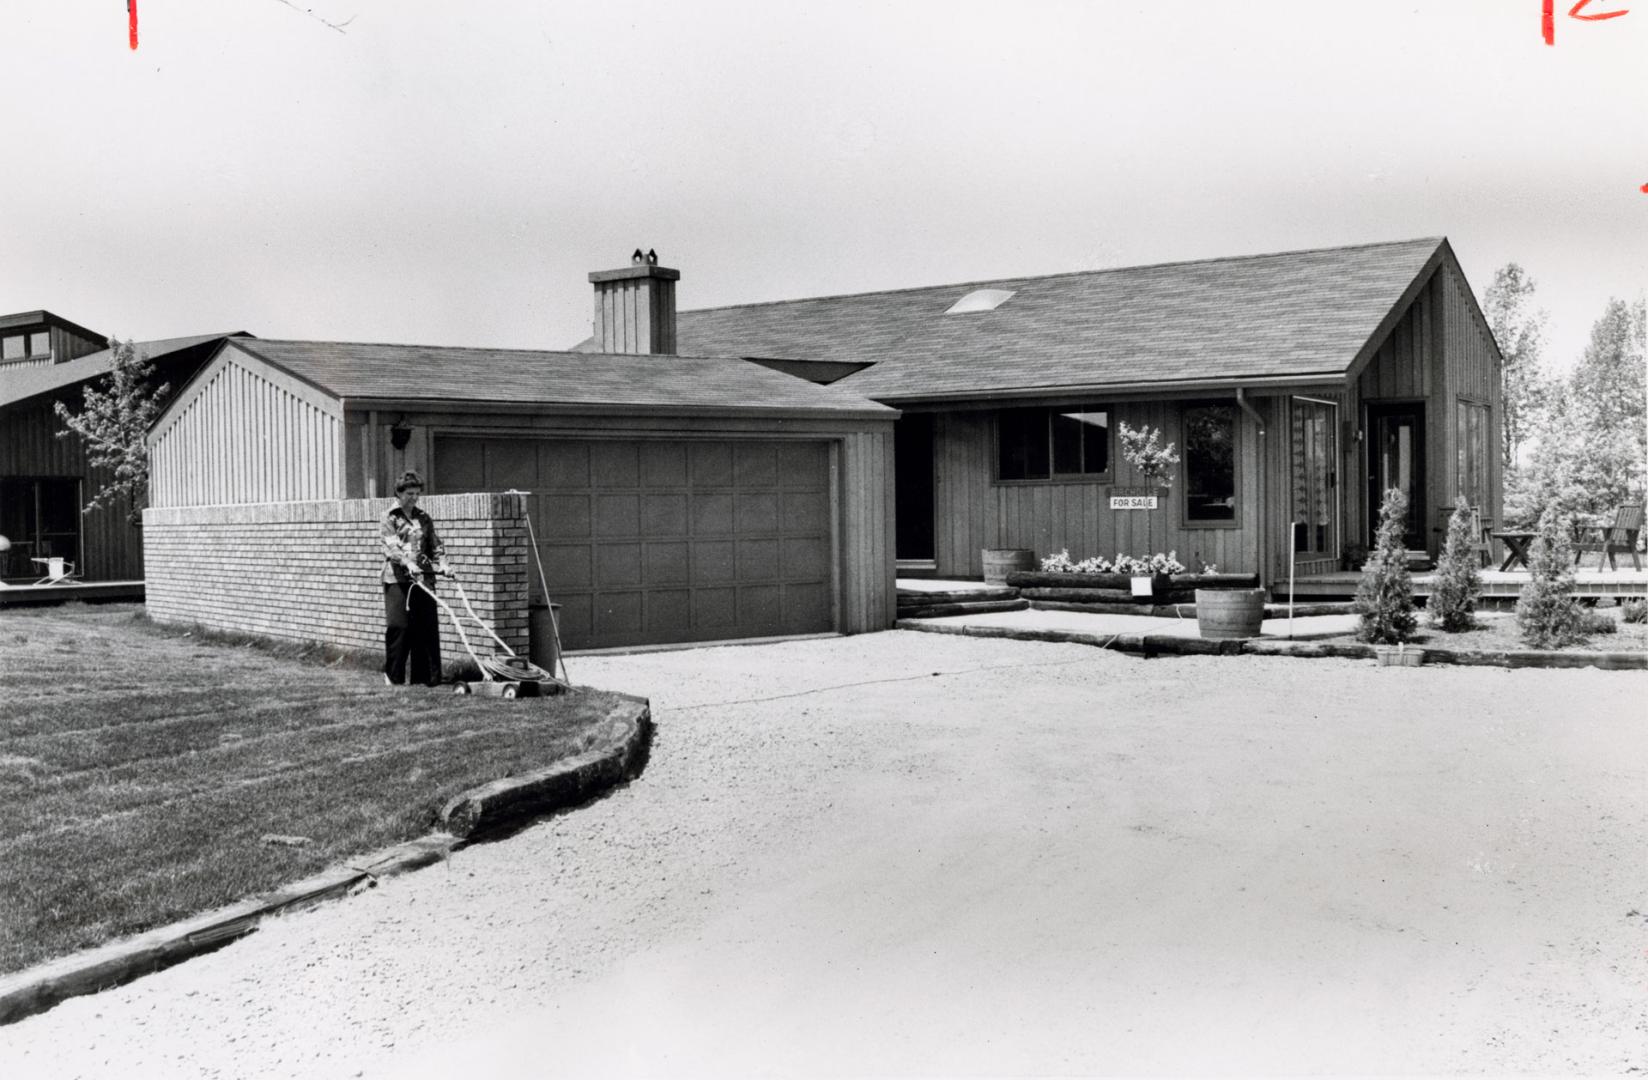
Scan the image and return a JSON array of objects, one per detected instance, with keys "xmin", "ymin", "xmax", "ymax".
[
  {"xmin": 149, "ymin": 349, "xmax": 346, "ymax": 508},
  {"xmin": 930, "ymin": 400, "xmax": 1263, "ymax": 578},
  {"xmin": 0, "ymin": 393, "xmax": 141, "ymax": 581}
]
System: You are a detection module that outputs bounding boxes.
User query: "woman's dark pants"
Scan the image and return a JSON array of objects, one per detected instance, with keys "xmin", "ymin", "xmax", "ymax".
[{"xmin": 384, "ymin": 580, "xmax": 442, "ymax": 686}]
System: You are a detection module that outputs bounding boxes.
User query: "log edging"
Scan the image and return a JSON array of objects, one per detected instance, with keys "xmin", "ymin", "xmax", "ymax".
[{"xmin": 0, "ymin": 695, "xmax": 653, "ymax": 1028}]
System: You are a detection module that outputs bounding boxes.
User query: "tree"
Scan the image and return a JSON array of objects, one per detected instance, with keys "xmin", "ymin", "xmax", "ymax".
[
  {"xmin": 1355, "ymin": 487, "xmax": 1418, "ymax": 644},
  {"xmin": 1506, "ymin": 296, "xmax": 1646, "ymax": 525},
  {"xmin": 1482, "ymin": 263, "xmax": 1551, "ymax": 469},
  {"xmin": 1426, "ymin": 504, "xmax": 1482, "ymax": 632},
  {"xmin": 1515, "ymin": 507, "xmax": 1583, "ymax": 648},
  {"xmin": 53, "ymin": 339, "xmax": 169, "ymax": 522}
]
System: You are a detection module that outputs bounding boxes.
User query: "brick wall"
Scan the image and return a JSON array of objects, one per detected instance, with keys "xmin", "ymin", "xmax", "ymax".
[{"xmin": 143, "ymin": 494, "xmax": 529, "ymax": 671}]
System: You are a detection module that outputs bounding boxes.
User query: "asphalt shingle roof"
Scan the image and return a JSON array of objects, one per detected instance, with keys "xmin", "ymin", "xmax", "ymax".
[
  {"xmin": 0, "ymin": 333, "xmax": 246, "ymax": 409},
  {"xmin": 671, "ymin": 237, "xmax": 1447, "ymax": 400},
  {"xmin": 233, "ymin": 340, "xmax": 895, "ymax": 417}
]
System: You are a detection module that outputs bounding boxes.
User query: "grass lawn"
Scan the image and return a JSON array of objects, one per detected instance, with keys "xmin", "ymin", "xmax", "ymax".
[
  {"xmin": 0, "ymin": 602, "xmax": 633, "ymax": 976},
  {"xmin": 1317, "ymin": 605, "xmax": 1648, "ymax": 652}
]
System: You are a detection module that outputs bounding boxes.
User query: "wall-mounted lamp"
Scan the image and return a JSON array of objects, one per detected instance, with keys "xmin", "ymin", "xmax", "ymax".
[{"xmin": 390, "ymin": 421, "xmax": 412, "ymax": 450}]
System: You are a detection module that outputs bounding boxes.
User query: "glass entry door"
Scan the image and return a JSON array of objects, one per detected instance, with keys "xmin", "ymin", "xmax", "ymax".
[
  {"xmin": 1368, "ymin": 404, "xmax": 1426, "ymax": 550},
  {"xmin": 1289, "ymin": 398, "xmax": 1338, "ymax": 557}
]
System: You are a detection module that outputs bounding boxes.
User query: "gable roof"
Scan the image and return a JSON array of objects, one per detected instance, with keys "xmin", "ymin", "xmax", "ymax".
[
  {"xmin": 671, "ymin": 237, "xmax": 1449, "ymax": 401},
  {"xmin": 0, "ymin": 332, "xmax": 250, "ymax": 409},
  {"xmin": 226, "ymin": 339, "xmax": 895, "ymax": 418}
]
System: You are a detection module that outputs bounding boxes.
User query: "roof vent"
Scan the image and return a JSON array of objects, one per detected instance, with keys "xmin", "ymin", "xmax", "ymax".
[{"xmin": 945, "ymin": 288, "xmax": 1015, "ymax": 314}]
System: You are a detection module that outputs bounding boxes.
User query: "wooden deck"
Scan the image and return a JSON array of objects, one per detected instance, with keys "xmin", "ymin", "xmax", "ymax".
[
  {"xmin": 0, "ymin": 580, "xmax": 145, "ymax": 606},
  {"xmin": 1284, "ymin": 569, "xmax": 1647, "ymax": 601}
]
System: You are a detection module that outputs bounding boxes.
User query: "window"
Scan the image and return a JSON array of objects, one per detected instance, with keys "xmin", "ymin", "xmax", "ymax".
[
  {"xmin": 998, "ymin": 406, "xmax": 1110, "ymax": 481},
  {"xmin": 1456, "ymin": 401, "xmax": 1489, "ymax": 509},
  {"xmin": 1184, "ymin": 404, "xmax": 1238, "ymax": 522},
  {"xmin": 1, "ymin": 331, "xmax": 52, "ymax": 363}
]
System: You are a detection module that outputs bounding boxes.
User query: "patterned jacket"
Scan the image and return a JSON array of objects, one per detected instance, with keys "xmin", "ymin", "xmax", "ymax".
[{"xmin": 380, "ymin": 505, "xmax": 447, "ymax": 585}]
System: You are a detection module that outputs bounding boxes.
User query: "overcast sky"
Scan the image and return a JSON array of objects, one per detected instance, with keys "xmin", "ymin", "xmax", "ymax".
[{"xmin": 2, "ymin": 1, "xmax": 1642, "ymax": 373}]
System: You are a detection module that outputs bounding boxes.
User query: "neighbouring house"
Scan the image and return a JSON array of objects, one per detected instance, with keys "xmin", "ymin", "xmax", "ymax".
[
  {"xmin": 141, "ymin": 257, "xmax": 896, "ymax": 660},
  {"xmin": 0, "ymin": 313, "xmax": 246, "ymax": 585},
  {"xmin": 662, "ymin": 236, "xmax": 1502, "ymax": 584}
]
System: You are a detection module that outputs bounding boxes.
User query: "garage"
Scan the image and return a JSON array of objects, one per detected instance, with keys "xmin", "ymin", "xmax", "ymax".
[{"xmin": 436, "ymin": 436, "xmax": 836, "ymax": 650}]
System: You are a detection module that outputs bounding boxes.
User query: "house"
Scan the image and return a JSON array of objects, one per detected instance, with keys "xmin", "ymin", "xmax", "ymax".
[
  {"xmin": 0, "ymin": 315, "xmax": 245, "ymax": 585},
  {"xmin": 141, "ymin": 255, "xmax": 897, "ymax": 658},
  {"xmin": 663, "ymin": 236, "xmax": 1502, "ymax": 584}
]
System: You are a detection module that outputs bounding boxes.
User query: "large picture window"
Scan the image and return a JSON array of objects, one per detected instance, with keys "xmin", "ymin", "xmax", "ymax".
[
  {"xmin": 998, "ymin": 406, "xmax": 1110, "ymax": 481},
  {"xmin": 1184, "ymin": 404, "xmax": 1237, "ymax": 523},
  {"xmin": 1456, "ymin": 401, "xmax": 1489, "ymax": 509}
]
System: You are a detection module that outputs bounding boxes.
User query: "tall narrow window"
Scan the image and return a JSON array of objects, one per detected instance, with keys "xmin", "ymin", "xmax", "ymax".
[
  {"xmin": 1184, "ymin": 404, "xmax": 1238, "ymax": 522},
  {"xmin": 1456, "ymin": 401, "xmax": 1489, "ymax": 509}
]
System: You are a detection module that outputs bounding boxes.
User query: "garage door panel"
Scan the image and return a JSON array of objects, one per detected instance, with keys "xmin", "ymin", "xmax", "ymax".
[
  {"xmin": 739, "ymin": 585, "xmax": 782, "ymax": 630},
  {"xmin": 542, "ymin": 545, "xmax": 591, "ymax": 589},
  {"xmin": 784, "ymin": 582, "xmax": 832, "ymax": 629},
  {"xmin": 440, "ymin": 434, "xmax": 836, "ymax": 651},
  {"xmin": 692, "ymin": 540, "xmax": 736, "ymax": 584},
  {"xmin": 597, "ymin": 543, "xmax": 641, "ymax": 588},
  {"xmin": 640, "ymin": 493, "xmax": 687, "ymax": 537},
  {"xmin": 540, "ymin": 443, "xmax": 591, "ymax": 489},
  {"xmin": 779, "ymin": 442, "xmax": 828, "ymax": 481},
  {"xmin": 734, "ymin": 443, "xmax": 778, "ymax": 486},
  {"xmin": 640, "ymin": 442, "xmax": 688, "ymax": 488},
  {"xmin": 488, "ymin": 440, "xmax": 539, "ymax": 490},
  {"xmin": 595, "ymin": 592, "xmax": 643, "ymax": 636},
  {"xmin": 694, "ymin": 587, "xmax": 737, "ymax": 628},
  {"xmin": 646, "ymin": 589, "xmax": 690, "ymax": 634},
  {"xmin": 540, "ymin": 495, "xmax": 591, "ymax": 539},
  {"xmin": 737, "ymin": 538, "xmax": 779, "ymax": 579},
  {"xmin": 690, "ymin": 443, "xmax": 734, "ymax": 487},
  {"xmin": 691, "ymin": 494, "xmax": 734, "ymax": 535},
  {"xmin": 783, "ymin": 491, "xmax": 829, "ymax": 532},
  {"xmin": 590, "ymin": 443, "xmax": 639, "ymax": 487},
  {"xmin": 735, "ymin": 492, "xmax": 780, "ymax": 533},
  {"xmin": 595, "ymin": 494, "xmax": 640, "ymax": 538},
  {"xmin": 644, "ymin": 542, "xmax": 689, "ymax": 585},
  {"xmin": 782, "ymin": 537, "xmax": 829, "ymax": 578}
]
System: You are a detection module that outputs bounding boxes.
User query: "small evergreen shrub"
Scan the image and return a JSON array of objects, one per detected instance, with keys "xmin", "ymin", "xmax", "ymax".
[
  {"xmin": 1622, "ymin": 599, "xmax": 1648, "ymax": 624},
  {"xmin": 1426, "ymin": 504, "xmax": 1482, "ymax": 632},
  {"xmin": 1355, "ymin": 488, "xmax": 1418, "ymax": 644},
  {"xmin": 1579, "ymin": 608, "xmax": 1618, "ymax": 635},
  {"xmin": 1515, "ymin": 508, "xmax": 1584, "ymax": 648}
]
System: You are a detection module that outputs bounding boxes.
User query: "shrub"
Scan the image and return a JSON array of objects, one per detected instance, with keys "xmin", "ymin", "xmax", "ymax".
[
  {"xmin": 1622, "ymin": 599, "xmax": 1648, "ymax": 624},
  {"xmin": 1355, "ymin": 488, "xmax": 1418, "ymax": 644},
  {"xmin": 1426, "ymin": 504, "xmax": 1483, "ymax": 632},
  {"xmin": 1580, "ymin": 608, "xmax": 1618, "ymax": 635},
  {"xmin": 1515, "ymin": 508, "xmax": 1585, "ymax": 648}
]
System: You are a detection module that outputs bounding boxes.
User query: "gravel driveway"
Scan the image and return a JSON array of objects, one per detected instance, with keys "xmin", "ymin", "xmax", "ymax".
[{"xmin": 2, "ymin": 632, "xmax": 1643, "ymax": 1076}]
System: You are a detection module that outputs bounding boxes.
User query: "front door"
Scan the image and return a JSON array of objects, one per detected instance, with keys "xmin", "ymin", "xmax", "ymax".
[
  {"xmin": 1289, "ymin": 398, "xmax": 1338, "ymax": 559},
  {"xmin": 1367, "ymin": 404, "xmax": 1426, "ymax": 550}
]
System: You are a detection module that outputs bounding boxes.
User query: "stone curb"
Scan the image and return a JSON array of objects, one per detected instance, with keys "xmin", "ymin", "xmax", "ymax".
[
  {"xmin": 895, "ymin": 620, "xmax": 1648, "ymax": 670},
  {"xmin": 0, "ymin": 696, "xmax": 653, "ymax": 1028}
]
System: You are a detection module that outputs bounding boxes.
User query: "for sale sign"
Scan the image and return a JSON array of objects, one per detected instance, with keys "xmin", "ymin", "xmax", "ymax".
[{"xmin": 1109, "ymin": 486, "xmax": 1159, "ymax": 510}]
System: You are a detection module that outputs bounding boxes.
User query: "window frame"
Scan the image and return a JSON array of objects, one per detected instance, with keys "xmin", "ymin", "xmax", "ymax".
[
  {"xmin": 1180, "ymin": 401, "xmax": 1242, "ymax": 529},
  {"xmin": 994, "ymin": 404, "xmax": 1114, "ymax": 485}
]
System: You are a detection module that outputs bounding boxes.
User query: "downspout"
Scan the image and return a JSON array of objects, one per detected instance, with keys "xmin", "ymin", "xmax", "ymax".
[{"xmin": 1235, "ymin": 388, "xmax": 1268, "ymax": 589}]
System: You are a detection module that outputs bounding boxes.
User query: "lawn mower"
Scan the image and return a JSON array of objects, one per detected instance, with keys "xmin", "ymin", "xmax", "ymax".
[{"xmin": 409, "ymin": 567, "xmax": 568, "ymax": 699}]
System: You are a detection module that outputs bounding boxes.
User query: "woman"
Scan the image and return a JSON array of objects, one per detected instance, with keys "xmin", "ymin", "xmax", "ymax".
[{"xmin": 380, "ymin": 471, "xmax": 448, "ymax": 686}]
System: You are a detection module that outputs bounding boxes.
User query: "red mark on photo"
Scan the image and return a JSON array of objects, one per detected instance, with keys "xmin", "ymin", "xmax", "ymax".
[
  {"xmin": 128, "ymin": 0, "xmax": 139, "ymax": 50},
  {"xmin": 1545, "ymin": 0, "xmax": 1630, "ymax": 43}
]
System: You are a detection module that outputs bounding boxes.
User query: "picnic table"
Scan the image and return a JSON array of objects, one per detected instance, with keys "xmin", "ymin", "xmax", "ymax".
[{"xmin": 1491, "ymin": 531, "xmax": 1536, "ymax": 572}]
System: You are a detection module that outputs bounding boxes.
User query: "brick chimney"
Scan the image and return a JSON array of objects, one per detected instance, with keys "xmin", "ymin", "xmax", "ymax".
[{"xmin": 589, "ymin": 248, "xmax": 679, "ymax": 354}]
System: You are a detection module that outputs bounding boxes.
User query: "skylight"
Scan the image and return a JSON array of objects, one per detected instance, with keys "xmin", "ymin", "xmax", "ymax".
[{"xmin": 945, "ymin": 288, "xmax": 1015, "ymax": 315}]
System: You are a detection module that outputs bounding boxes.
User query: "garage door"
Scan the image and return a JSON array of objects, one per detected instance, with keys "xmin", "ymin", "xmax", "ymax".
[{"xmin": 435, "ymin": 437, "xmax": 835, "ymax": 650}]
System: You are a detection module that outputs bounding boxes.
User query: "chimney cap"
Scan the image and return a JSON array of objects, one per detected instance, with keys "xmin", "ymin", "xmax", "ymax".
[{"xmin": 590, "ymin": 251, "xmax": 680, "ymax": 283}]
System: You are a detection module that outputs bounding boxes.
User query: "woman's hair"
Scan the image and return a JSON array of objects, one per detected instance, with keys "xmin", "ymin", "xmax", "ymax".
[{"xmin": 394, "ymin": 470, "xmax": 425, "ymax": 494}]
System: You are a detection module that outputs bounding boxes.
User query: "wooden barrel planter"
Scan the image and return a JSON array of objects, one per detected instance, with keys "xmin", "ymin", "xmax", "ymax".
[
  {"xmin": 982, "ymin": 548, "xmax": 1036, "ymax": 584},
  {"xmin": 1194, "ymin": 588, "xmax": 1266, "ymax": 639}
]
